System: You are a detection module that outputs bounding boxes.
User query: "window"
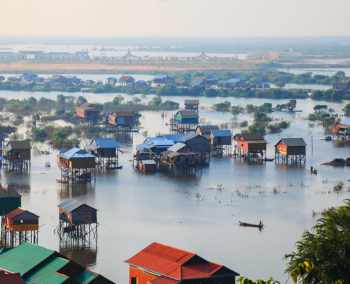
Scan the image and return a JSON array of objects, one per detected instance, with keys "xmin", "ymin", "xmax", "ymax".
[
  {"xmin": 128, "ymin": 118, "xmax": 131, "ymax": 122},
  {"xmin": 289, "ymin": 147, "xmax": 293, "ymax": 151},
  {"xmin": 131, "ymin": 277, "xmax": 137, "ymax": 284},
  {"xmin": 23, "ymin": 152, "xmax": 28, "ymax": 157}
]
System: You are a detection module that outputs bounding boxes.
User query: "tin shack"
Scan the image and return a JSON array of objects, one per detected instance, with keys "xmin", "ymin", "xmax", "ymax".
[
  {"xmin": 3, "ymin": 141, "xmax": 31, "ymax": 171},
  {"xmin": 233, "ymin": 134, "xmax": 267, "ymax": 160},
  {"xmin": 274, "ymin": 138, "xmax": 307, "ymax": 163},
  {"xmin": 0, "ymin": 184, "xmax": 21, "ymax": 216}
]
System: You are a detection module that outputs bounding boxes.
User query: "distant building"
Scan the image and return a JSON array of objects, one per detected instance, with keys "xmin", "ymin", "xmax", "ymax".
[
  {"xmin": 196, "ymin": 125, "xmax": 220, "ymax": 136},
  {"xmin": 197, "ymin": 51, "xmax": 210, "ymax": 60},
  {"xmin": 0, "ymin": 76, "xmax": 4, "ymax": 82},
  {"xmin": 136, "ymin": 80, "xmax": 147, "ymax": 88},
  {"xmin": 333, "ymin": 79, "xmax": 350, "ymax": 91},
  {"xmin": 143, "ymin": 137, "xmax": 174, "ymax": 154},
  {"xmin": 175, "ymin": 79, "xmax": 189, "ymax": 87},
  {"xmin": 184, "ymin": 133, "xmax": 211, "ymax": 154},
  {"xmin": 50, "ymin": 74, "xmax": 66, "ymax": 84},
  {"xmin": 107, "ymin": 77, "xmax": 118, "ymax": 84},
  {"xmin": 76, "ymin": 102, "xmax": 101, "ymax": 120},
  {"xmin": 154, "ymin": 75, "xmax": 175, "ymax": 86},
  {"xmin": 3, "ymin": 141, "xmax": 31, "ymax": 171},
  {"xmin": 233, "ymin": 133, "xmax": 267, "ymax": 160},
  {"xmin": 109, "ymin": 111, "xmax": 134, "ymax": 126},
  {"xmin": 0, "ymin": 184, "xmax": 22, "ymax": 216},
  {"xmin": 184, "ymin": 100, "xmax": 199, "ymax": 112},
  {"xmin": 125, "ymin": 242, "xmax": 239, "ymax": 284},
  {"xmin": 205, "ymin": 76, "xmax": 219, "ymax": 87},
  {"xmin": 189, "ymin": 79, "xmax": 205, "ymax": 87},
  {"xmin": 174, "ymin": 110, "xmax": 199, "ymax": 124},
  {"xmin": 216, "ymin": 80, "xmax": 228, "ymax": 88},
  {"xmin": 32, "ymin": 77, "xmax": 44, "ymax": 84},
  {"xmin": 20, "ymin": 72, "xmax": 37, "ymax": 82},
  {"xmin": 118, "ymin": 76, "xmax": 135, "ymax": 86},
  {"xmin": 226, "ymin": 78, "xmax": 242, "ymax": 89},
  {"xmin": 257, "ymin": 82, "xmax": 270, "ymax": 89},
  {"xmin": 65, "ymin": 75, "xmax": 80, "ymax": 84}
]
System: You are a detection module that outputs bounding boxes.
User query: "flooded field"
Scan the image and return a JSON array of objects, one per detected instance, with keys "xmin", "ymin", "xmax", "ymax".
[{"xmin": 0, "ymin": 94, "xmax": 350, "ymax": 283}]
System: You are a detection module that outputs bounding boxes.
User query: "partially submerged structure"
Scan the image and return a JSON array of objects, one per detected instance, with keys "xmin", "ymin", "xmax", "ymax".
[
  {"xmin": 160, "ymin": 143, "xmax": 200, "ymax": 173},
  {"xmin": 171, "ymin": 111, "xmax": 199, "ymax": 132},
  {"xmin": 0, "ymin": 242, "xmax": 114, "ymax": 284},
  {"xmin": 57, "ymin": 148, "xmax": 96, "ymax": 183},
  {"xmin": 184, "ymin": 100, "xmax": 199, "ymax": 113},
  {"xmin": 184, "ymin": 133, "xmax": 211, "ymax": 161},
  {"xmin": 1, "ymin": 208, "xmax": 39, "ymax": 246},
  {"xmin": 210, "ymin": 129, "xmax": 232, "ymax": 154},
  {"xmin": 56, "ymin": 199, "xmax": 98, "ymax": 246},
  {"xmin": 233, "ymin": 134, "xmax": 267, "ymax": 161},
  {"xmin": 84, "ymin": 138, "xmax": 122, "ymax": 169},
  {"xmin": 274, "ymin": 138, "xmax": 307, "ymax": 163},
  {"xmin": 125, "ymin": 242, "xmax": 240, "ymax": 284},
  {"xmin": 0, "ymin": 184, "xmax": 21, "ymax": 216},
  {"xmin": 333, "ymin": 118, "xmax": 350, "ymax": 140},
  {"xmin": 3, "ymin": 141, "xmax": 31, "ymax": 171},
  {"xmin": 76, "ymin": 102, "xmax": 101, "ymax": 123}
]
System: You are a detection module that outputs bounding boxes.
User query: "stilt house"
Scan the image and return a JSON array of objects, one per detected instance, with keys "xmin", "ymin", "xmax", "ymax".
[
  {"xmin": 233, "ymin": 134, "xmax": 267, "ymax": 160},
  {"xmin": 274, "ymin": 138, "xmax": 307, "ymax": 163},
  {"xmin": 58, "ymin": 198, "xmax": 97, "ymax": 225},
  {"xmin": 0, "ymin": 184, "xmax": 21, "ymax": 215},
  {"xmin": 84, "ymin": 138, "xmax": 121, "ymax": 168},
  {"xmin": 124, "ymin": 242, "xmax": 240, "ymax": 284},
  {"xmin": 184, "ymin": 133, "xmax": 211, "ymax": 158},
  {"xmin": 210, "ymin": 130, "xmax": 232, "ymax": 146},
  {"xmin": 57, "ymin": 148, "xmax": 96, "ymax": 182},
  {"xmin": 109, "ymin": 111, "xmax": 134, "ymax": 127},
  {"xmin": 196, "ymin": 125, "xmax": 219, "ymax": 136},
  {"xmin": 184, "ymin": 100, "xmax": 199, "ymax": 112},
  {"xmin": 76, "ymin": 102, "xmax": 101, "ymax": 120},
  {"xmin": 3, "ymin": 141, "xmax": 31, "ymax": 170},
  {"xmin": 174, "ymin": 111, "xmax": 199, "ymax": 124}
]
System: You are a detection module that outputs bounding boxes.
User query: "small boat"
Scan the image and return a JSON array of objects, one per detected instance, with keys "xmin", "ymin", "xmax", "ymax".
[
  {"xmin": 106, "ymin": 166, "xmax": 123, "ymax": 170},
  {"xmin": 56, "ymin": 179, "xmax": 68, "ymax": 183},
  {"xmin": 239, "ymin": 221, "xmax": 263, "ymax": 228},
  {"xmin": 325, "ymin": 136, "xmax": 332, "ymax": 141},
  {"xmin": 264, "ymin": 158, "xmax": 274, "ymax": 162}
]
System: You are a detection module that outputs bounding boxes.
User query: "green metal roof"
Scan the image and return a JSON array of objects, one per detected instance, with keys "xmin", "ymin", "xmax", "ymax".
[
  {"xmin": 23, "ymin": 256, "xmax": 69, "ymax": 284},
  {"xmin": 73, "ymin": 270, "xmax": 99, "ymax": 284},
  {"xmin": 0, "ymin": 242, "xmax": 55, "ymax": 275}
]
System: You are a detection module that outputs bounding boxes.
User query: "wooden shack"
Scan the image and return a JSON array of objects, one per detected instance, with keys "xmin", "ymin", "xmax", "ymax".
[
  {"xmin": 160, "ymin": 143, "xmax": 200, "ymax": 173},
  {"xmin": 333, "ymin": 118, "xmax": 350, "ymax": 140},
  {"xmin": 210, "ymin": 130, "xmax": 232, "ymax": 154},
  {"xmin": 109, "ymin": 111, "xmax": 134, "ymax": 129},
  {"xmin": 57, "ymin": 148, "xmax": 96, "ymax": 182},
  {"xmin": 84, "ymin": 138, "xmax": 122, "ymax": 169},
  {"xmin": 274, "ymin": 138, "xmax": 307, "ymax": 163},
  {"xmin": 233, "ymin": 134, "xmax": 267, "ymax": 161},
  {"xmin": 76, "ymin": 102, "xmax": 101, "ymax": 121},
  {"xmin": 139, "ymin": 160, "xmax": 157, "ymax": 173},
  {"xmin": 184, "ymin": 133, "xmax": 211, "ymax": 160},
  {"xmin": 2, "ymin": 207, "xmax": 39, "ymax": 246},
  {"xmin": 3, "ymin": 141, "xmax": 31, "ymax": 171},
  {"xmin": 196, "ymin": 125, "xmax": 219, "ymax": 136},
  {"xmin": 184, "ymin": 100, "xmax": 199, "ymax": 112},
  {"xmin": 0, "ymin": 184, "xmax": 21, "ymax": 216},
  {"xmin": 333, "ymin": 79, "xmax": 350, "ymax": 91},
  {"xmin": 58, "ymin": 198, "xmax": 97, "ymax": 225},
  {"xmin": 171, "ymin": 111, "xmax": 199, "ymax": 132}
]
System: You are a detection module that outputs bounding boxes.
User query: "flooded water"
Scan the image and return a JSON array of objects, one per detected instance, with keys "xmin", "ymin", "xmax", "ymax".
[
  {"xmin": 0, "ymin": 94, "xmax": 350, "ymax": 283},
  {"xmin": 279, "ymin": 67, "xmax": 350, "ymax": 77},
  {"xmin": 0, "ymin": 44, "xmax": 248, "ymax": 60}
]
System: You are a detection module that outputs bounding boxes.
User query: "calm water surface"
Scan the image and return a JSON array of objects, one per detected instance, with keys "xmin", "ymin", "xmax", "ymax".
[{"xmin": 0, "ymin": 94, "xmax": 349, "ymax": 283}]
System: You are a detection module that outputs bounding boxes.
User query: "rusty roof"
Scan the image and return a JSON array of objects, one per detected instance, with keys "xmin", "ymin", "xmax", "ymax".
[
  {"xmin": 5, "ymin": 208, "xmax": 26, "ymax": 219},
  {"xmin": 125, "ymin": 242, "xmax": 239, "ymax": 280},
  {"xmin": 274, "ymin": 138, "xmax": 307, "ymax": 147},
  {"xmin": 77, "ymin": 102, "xmax": 100, "ymax": 110},
  {"xmin": 150, "ymin": 276, "xmax": 179, "ymax": 284}
]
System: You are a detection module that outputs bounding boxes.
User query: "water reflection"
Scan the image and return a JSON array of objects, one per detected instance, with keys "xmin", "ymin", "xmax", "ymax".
[
  {"xmin": 59, "ymin": 246, "xmax": 97, "ymax": 270},
  {"xmin": 57, "ymin": 183, "xmax": 96, "ymax": 199}
]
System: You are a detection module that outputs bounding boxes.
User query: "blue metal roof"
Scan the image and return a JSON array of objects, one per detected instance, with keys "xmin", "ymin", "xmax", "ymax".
[
  {"xmin": 184, "ymin": 133, "xmax": 198, "ymax": 141},
  {"xmin": 162, "ymin": 134, "xmax": 186, "ymax": 143},
  {"xmin": 93, "ymin": 138, "xmax": 120, "ymax": 149},
  {"xmin": 190, "ymin": 80, "xmax": 204, "ymax": 86},
  {"xmin": 151, "ymin": 139, "xmax": 174, "ymax": 147},
  {"xmin": 155, "ymin": 75, "xmax": 168, "ymax": 79},
  {"xmin": 107, "ymin": 77, "xmax": 117, "ymax": 80},
  {"xmin": 340, "ymin": 118, "xmax": 350, "ymax": 125},
  {"xmin": 58, "ymin": 198, "xmax": 97, "ymax": 212},
  {"xmin": 136, "ymin": 143, "xmax": 154, "ymax": 149},
  {"xmin": 65, "ymin": 76, "xmax": 77, "ymax": 79},
  {"xmin": 59, "ymin": 148, "xmax": 96, "ymax": 159},
  {"xmin": 211, "ymin": 130, "xmax": 232, "ymax": 137},
  {"xmin": 228, "ymin": 78, "xmax": 240, "ymax": 83},
  {"xmin": 137, "ymin": 80, "xmax": 146, "ymax": 83},
  {"xmin": 217, "ymin": 80, "xmax": 227, "ymax": 83}
]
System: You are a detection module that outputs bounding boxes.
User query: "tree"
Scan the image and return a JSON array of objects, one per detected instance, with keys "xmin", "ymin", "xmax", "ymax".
[
  {"xmin": 112, "ymin": 95, "xmax": 124, "ymax": 105},
  {"xmin": 284, "ymin": 199, "xmax": 350, "ymax": 284},
  {"xmin": 275, "ymin": 81, "xmax": 286, "ymax": 88},
  {"xmin": 75, "ymin": 96, "xmax": 87, "ymax": 105},
  {"xmin": 343, "ymin": 102, "xmax": 350, "ymax": 113},
  {"xmin": 132, "ymin": 97, "xmax": 141, "ymax": 104},
  {"xmin": 310, "ymin": 90, "xmax": 323, "ymax": 100},
  {"xmin": 335, "ymin": 70, "xmax": 345, "ymax": 78},
  {"xmin": 57, "ymin": 94, "xmax": 66, "ymax": 104},
  {"xmin": 236, "ymin": 276, "xmax": 280, "ymax": 284},
  {"xmin": 231, "ymin": 105, "xmax": 244, "ymax": 117},
  {"xmin": 204, "ymin": 88, "xmax": 217, "ymax": 97},
  {"xmin": 149, "ymin": 96, "xmax": 162, "ymax": 106}
]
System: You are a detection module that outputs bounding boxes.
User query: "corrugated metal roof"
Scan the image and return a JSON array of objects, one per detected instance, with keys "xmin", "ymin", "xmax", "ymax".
[
  {"xmin": 5, "ymin": 207, "xmax": 39, "ymax": 220},
  {"xmin": 0, "ymin": 184, "xmax": 21, "ymax": 198},
  {"xmin": 167, "ymin": 143, "xmax": 186, "ymax": 152},
  {"xmin": 6, "ymin": 141, "xmax": 31, "ymax": 150},
  {"xmin": 228, "ymin": 78, "xmax": 240, "ymax": 83},
  {"xmin": 119, "ymin": 76, "xmax": 133, "ymax": 81},
  {"xmin": 211, "ymin": 130, "xmax": 232, "ymax": 137},
  {"xmin": 141, "ymin": 160, "xmax": 157, "ymax": 165},
  {"xmin": 51, "ymin": 75, "xmax": 64, "ymax": 80},
  {"xmin": 151, "ymin": 139, "xmax": 174, "ymax": 147},
  {"xmin": 58, "ymin": 148, "xmax": 96, "ymax": 160},
  {"xmin": 57, "ymin": 198, "xmax": 97, "ymax": 213},
  {"xmin": 84, "ymin": 145, "xmax": 99, "ymax": 151},
  {"xmin": 197, "ymin": 125, "xmax": 219, "ymax": 132},
  {"xmin": 239, "ymin": 134, "xmax": 265, "ymax": 141},
  {"xmin": 274, "ymin": 138, "xmax": 307, "ymax": 147},
  {"xmin": 136, "ymin": 143, "xmax": 154, "ymax": 149},
  {"xmin": 150, "ymin": 276, "xmax": 179, "ymax": 284},
  {"xmin": 73, "ymin": 270, "xmax": 99, "ymax": 284},
  {"xmin": 77, "ymin": 103, "xmax": 100, "ymax": 110},
  {"xmin": 338, "ymin": 79, "xmax": 350, "ymax": 84},
  {"xmin": 23, "ymin": 256, "xmax": 69, "ymax": 284},
  {"xmin": 0, "ymin": 242, "xmax": 55, "ymax": 275},
  {"xmin": 189, "ymin": 80, "xmax": 204, "ymax": 86},
  {"xmin": 184, "ymin": 100, "xmax": 199, "ymax": 105},
  {"xmin": 184, "ymin": 133, "xmax": 198, "ymax": 141},
  {"xmin": 92, "ymin": 138, "xmax": 120, "ymax": 149},
  {"xmin": 0, "ymin": 273, "xmax": 25, "ymax": 284},
  {"xmin": 161, "ymin": 150, "xmax": 180, "ymax": 158},
  {"xmin": 110, "ymin": 111, "xmax": 134, "ymax": 117},
  {"xmin": 340, "ymin": 118, "xmax": 350, "ymax": 126},
  {"xmin": 162, "ymin": 134, "xmax": 186, "ymax": 143}
]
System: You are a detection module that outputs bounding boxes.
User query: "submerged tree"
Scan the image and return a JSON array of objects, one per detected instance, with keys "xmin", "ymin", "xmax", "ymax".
[{"xmin": 284, "ymin": 199, "xmax": 350, "ymax": 284}]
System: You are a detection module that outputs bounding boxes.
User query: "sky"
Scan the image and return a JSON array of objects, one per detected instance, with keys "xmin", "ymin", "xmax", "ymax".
[{"xmin": 1, "ymin": 0, "xmax": 349, "ymax": 37}]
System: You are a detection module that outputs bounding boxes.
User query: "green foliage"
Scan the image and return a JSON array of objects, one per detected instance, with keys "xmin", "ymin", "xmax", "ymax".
[
  {"xmin": 254, "ymin": 111, "xmax": 271, "ymax": 122},
  {"xmin": 278, "ymin": 121, "xmax": 290, "ymax": 128},
  {"xmin": 343, "ymin": 103, "xmax": 350, "ymax": 112},
  {"xmin": 313, "ymin": 105, "xmax": 328, "ymax": 112},
  {"xmin": 311, "ymin": 89, "xmax": 345, "ymax": 101},
  {"xmin": 267, "ymin": 124, "xmax": 281, "ymax": 133},
  {"xmin": 149, "ymin": 96, "xmax": 162, "ymax": 106},
  {"xmin": 55, "ymin": 108, "xmax": 65, "ymax": 115},
  {"xmin": 240, "ymin": 120, "xmax": 248, "ymax": 127},
  {"xmin": 213, "ymin": 101, "xmax": 231, "ymax": 111},
  {"xmin": 236, "ymin": 276, "xmax": 280, "ymax": 284},
  {"xmin": 247, "ymin": 122, "xmax": 267, "ymax": 134},
  {"xmin": 204, "ymin": 88, "xmax": 217, "ymax": 97},
  {"xmin": 231, "ymin": 105, "xmax": 244, "ymax": 116},
  {"xmin": 284, "ymin": 199, "xmax": 350, "ymax": 283},
  {"xmin": 75, "ymin": 96, "xmax": 87, "ymax": 105}
]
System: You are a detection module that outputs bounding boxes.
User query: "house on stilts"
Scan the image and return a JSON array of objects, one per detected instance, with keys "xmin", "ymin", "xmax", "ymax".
[
  {"xmin": 233, "ymin": 134, "xmax": 267, "ymax": 161},
  {"xmin": 84, "ymin": 138, "xmax": 122, "ymax": 169},
  {"xmin": 210, "ymin": 129, "xmax": 232, "ymax": 154},
  {"xmin": 274, "ymin": 138, "xmax": 307, "ymax": 163},
  {"xmin": 3, "ymin": 141, "xmax": 31, "ymax": 171},
  {"xmin": 171, "ymin": 111, "xmax": 199, "ymax": 132}
]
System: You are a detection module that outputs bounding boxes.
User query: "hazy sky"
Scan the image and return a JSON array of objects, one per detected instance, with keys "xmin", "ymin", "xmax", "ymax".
[{"xmin": 1, "ymin": 0, "xmax": 349, "ymax": 37}]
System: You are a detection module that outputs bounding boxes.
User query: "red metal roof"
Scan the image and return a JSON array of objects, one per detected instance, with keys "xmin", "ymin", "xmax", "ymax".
[
  {"xmin": 5, "ymin": 208, "xmax": 26, "ymax": 219},
  {"xmin": 0, "ymin": 273, "xmax": 25, "ymax": 284},
  {"xmin": 125, "ymin": 242, "xmax": 239, "ymax": 280},
  {"xmin": 336, "ymin": 124, "xmax": 350, "ymax": 128},
  {"xmin": 150, "ymin": 276, "xmax": 179, "ymax": 284}
]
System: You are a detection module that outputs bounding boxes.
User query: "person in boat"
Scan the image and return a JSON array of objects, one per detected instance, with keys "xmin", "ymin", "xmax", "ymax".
[{"xmin": 259, "ymin": 221, "xmax": 262, "ymax": 226}]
